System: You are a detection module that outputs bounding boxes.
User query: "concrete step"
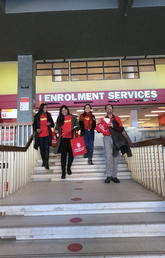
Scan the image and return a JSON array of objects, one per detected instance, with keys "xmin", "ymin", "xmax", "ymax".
[
  {"xmin": 36, "ymin": 160, "xmax": 127, "ymax": 167},
  {"xmin": 49, "ymin": 153, "xmax": 126, "ymax": 161},
  {"xmin": 34, "ymin": 169, "xmax": 130, "ymax": 175},
  {"xmin": 0, "ymin": 237, "xmax": 165, "ymax": 257},
  {"xmin": 1, "ymin": 201, "xmax": 165, "ymax": 216},
  {"xmin": 31, "ymin": 173, "xmax": 132, "ymax": 182},
  {"xmin": 0, "ymin": 212, "xmax": 165, "ymax": 240},
  {"xmin": 34, "ymin": 164, "xmax": 129, "ymax": 172}
]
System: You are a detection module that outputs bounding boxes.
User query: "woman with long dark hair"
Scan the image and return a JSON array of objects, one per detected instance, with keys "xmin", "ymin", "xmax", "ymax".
[
  {"xmin": 55, "ymin": 105, "xmax": 79, "ymax": 179},
  {"xmin": 33, "ymin": 103, "xmax": 54, "ymax": 169},
  {"xmin": 79, "ymin": 104, "xmax": 96, "ymax": 165}
]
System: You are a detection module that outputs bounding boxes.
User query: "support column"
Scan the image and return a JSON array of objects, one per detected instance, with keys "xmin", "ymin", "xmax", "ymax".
[
  {"xmin": 129, "ymin": 109, "xmax": 138, "ymax": 142},
  {"xmin": 130, "ymin": 109, "xmax": 138, "ymax": 128},
  {"xmin": 17, "ymin": 55, "xmax": 36, "ymax": 123}
]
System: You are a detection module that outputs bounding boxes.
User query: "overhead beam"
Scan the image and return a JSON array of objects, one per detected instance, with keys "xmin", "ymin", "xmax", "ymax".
[{"xmin": 5, "ymin": 0, "xmax": 118, "ymax": 14}]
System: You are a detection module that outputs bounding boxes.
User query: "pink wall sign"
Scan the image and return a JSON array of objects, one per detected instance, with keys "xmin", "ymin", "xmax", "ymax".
[
  {"xmin": 0, "ymin": 89, "xmax": 165, "ymax": 109},
  {"xmin": 36, "ymin": 89, "xmax": 165, "ymax": 108}
]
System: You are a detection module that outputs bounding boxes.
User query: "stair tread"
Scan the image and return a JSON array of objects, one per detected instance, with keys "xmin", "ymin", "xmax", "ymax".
[
  {"xmin": 0, "ymin": 180, "xmax": 162, "ymax": 207},
  {"xmin": 0, "ymin": 213, "xmax": 165, "ymax": 228},
  {"xmin": 0, "ymin": 237, "xmax": 165, "ymax": 257},
  {"xmin": 32, "ymin": 172, "xmax": 131, "ymax": 176}
]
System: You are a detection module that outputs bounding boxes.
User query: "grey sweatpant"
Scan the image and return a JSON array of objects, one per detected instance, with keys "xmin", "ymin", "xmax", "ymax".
[{"xmin": 103, "ymin": 135, "xmax": 119, "ymax": 177}]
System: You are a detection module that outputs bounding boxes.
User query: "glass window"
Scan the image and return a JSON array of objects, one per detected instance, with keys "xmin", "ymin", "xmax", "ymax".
[
  {"xmin": 71, "ymin": 75, "xmax": 87, "ymax": 81},
  {"xmin": 88, "ymin": 74, "xmax": 104, "ymax": 80},
  {"xmin": 87, "ymin": 61, "xmax": 103, "ymax": 67}
]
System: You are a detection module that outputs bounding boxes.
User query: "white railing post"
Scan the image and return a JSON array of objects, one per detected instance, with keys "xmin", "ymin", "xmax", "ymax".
[
  {"xmin": 0, "ymin": 140, "xmax": 39, "ymax": 199},
  {"xmin": 125, "ymin": 143, "xmax": 165, "ymax": 197}
]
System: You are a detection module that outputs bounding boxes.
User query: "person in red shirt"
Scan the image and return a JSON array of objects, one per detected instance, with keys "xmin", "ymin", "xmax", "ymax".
[
  {"xmin": 79, "ymin": 104, "xmax": 96, "ymax": 165},
  {"xmin": 55, "ymin": 105, "xmax": 79, "ymax": 179},
  {"xmin": 33, "ymin": 104, "xmax": 54, "ymax": 170},
  {"xmin": 100, "ymin": 104, "xmax": 123, "ymax": 184}
]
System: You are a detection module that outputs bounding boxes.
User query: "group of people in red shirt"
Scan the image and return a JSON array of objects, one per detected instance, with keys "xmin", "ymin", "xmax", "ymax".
[{"xmin": 33, "ymin": 103, "xmax": 123, "ymax": 183}]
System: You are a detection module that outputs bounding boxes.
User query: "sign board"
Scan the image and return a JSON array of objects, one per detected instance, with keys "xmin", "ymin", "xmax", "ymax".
[
  {"xmin": 20, "ymin": 97, "xmax": 30, "ymax": 111},
  {"xmin": 1, "ymin": 109, "xmax": 17, "ymax": 119},
  {"xmin": 36, "ymin": 89, "xmax": 165, "ymax": 107}
]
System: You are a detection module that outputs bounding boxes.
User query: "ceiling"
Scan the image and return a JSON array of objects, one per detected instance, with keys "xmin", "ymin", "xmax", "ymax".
[{"xmin": 0, "ymin": 0, "xmax": 165, "ymax": 61}]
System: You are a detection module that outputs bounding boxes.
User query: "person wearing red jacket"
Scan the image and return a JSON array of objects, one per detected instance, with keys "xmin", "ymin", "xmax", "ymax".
[
  {"xmin": 55, "ymin": 105, "xmax": 79, "ymax": 179},
  {"xmin": 33, "ymin": 104, "xmax": 54, "ymax": 170},
  {"xmin": 79, "ymin": 104, "xmax": 96, "ymax": 165}
]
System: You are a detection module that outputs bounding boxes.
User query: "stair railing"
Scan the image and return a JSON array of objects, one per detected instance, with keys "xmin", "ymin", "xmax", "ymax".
[
  {"xmin": 124, "ymin": 134, "xmax": 165, "ymax": 197},
  {"xmin": 0, "ymin": 123, "xmax": 39, "ymax": 199}
]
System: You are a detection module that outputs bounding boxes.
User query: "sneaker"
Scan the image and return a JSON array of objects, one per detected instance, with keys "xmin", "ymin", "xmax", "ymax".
[
  {"xmin": 104, "ymin": 177, "xmax": 111, "ymax": 183},
  {"xmin": 111, "ymin": 177, "xmax": 120, "ymax": 183},
  {"xmin": 88, "ymin": 159, "xmax": 94, "ymax": 165}
]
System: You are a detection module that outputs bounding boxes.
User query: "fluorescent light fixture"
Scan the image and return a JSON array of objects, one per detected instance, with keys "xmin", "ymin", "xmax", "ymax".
[
  {"xmin": 95, "ymin": 116, "xmax": 103, "ymax": 119},
  {"xmin": 145, "ymin": 114, "xmax": 158, "ymax": 117},
  {"xmin": 139, "ymin": 118, "xmax": 150, "ymax": 121},
  {"xmin": 138, "ymin": 121, "xmax": 145, "ymax": 124},
  {"xmin": 93, "ymin": 112, "xmax": 105, "ymax": 115},
  {"xmin": 76, "ymin": 110, "xmax": 84, "ymax": 112},
  {"xmin": 151, "ymin": 110, "xmax": 165, "ymax": 113},
  {"xmin": 158, "ymin": 107, "xmax": 165, "ymax": 109},
  {"xmin": 118, "ymin": 115, "xmax": 130, "ymax": 118}
]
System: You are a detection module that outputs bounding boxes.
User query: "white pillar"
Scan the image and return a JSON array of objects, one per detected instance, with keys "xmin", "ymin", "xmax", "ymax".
[{"xmin": 130, "ymin": 109, "xmax": 138, "ymax": 128}]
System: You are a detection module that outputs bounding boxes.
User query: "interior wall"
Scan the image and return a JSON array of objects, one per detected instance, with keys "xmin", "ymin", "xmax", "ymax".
[{"xmin": 0, "ymin": 62, "xmax": 165, "ymax": 95}]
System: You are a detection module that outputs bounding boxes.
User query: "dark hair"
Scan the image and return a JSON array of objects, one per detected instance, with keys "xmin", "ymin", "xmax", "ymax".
[
  {"xmin": 105, "ymin": 104, "xmax": 113, "ymax": 110},
  {"xmin": 56, "ymin": 105, "xmax": 70, "ymax": 127},
  {"xmin": 82, "ymin": 104, "xmax": 92, "ymax": 116},
  {"xmin": 84, "ymin": 104, "xmax": 92, "ymax": 110},
  {"xmin": 37, "ymin": 103, "xmax": 47, "ymax": 116}
]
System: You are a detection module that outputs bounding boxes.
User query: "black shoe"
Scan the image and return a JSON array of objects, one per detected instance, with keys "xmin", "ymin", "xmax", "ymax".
[
  {"xmin": 42, "ymin": 162, "xmax": 45, "ymax": 167},
  {"xmin": 111, "ymin": 177, "xmax": 120, "ymax": 183},
  {"xmin": 45, "ymin": 165, "xmax": 49, "ymax": 170},
  {"xmin": 84, "ymin": 153, "xmax": 88, "ymax": 158},
  {"xmin": 61, "ymin": 175, "xmax": 66, "ymax": 179},
  {"xmin": 88, "ymin": 159, "xmax": 94, "ymax": 165},
  {"xmin": 104, "ymin": 177, "xmax": 111, "ymax": 183},
  {"xmin": 67, "ymin": 169, "xmax": 72, "ymax": 175}
]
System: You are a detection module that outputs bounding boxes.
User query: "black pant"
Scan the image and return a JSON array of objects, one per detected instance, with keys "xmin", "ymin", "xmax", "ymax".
[
  {"xmin": 39, "ymin": 136, "xmax": 50, "ymax": 167},
  {"xmin": 60, "ymin": 137, "xmax": 74, "ymax": 176}
]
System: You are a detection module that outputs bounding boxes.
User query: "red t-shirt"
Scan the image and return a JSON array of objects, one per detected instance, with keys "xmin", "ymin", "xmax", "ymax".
[
  {"xmin": 79, "ymin": 113, "xmax": 93, "ymax": 130},
  {"xmin": 61, "ymin": 115, "xmax": 72, "ymax": 138},
  {"xmin": 101, "ymin": 116, "xmax": 123, "ymax": 136},
  {"xmin": 39, "ymin": 114, "xmax": 49, "ymax": 137}
]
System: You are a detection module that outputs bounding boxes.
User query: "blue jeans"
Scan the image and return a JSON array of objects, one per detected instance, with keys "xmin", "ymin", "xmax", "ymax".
[{"xmin": 84, "ymin": 130, "xmax": 94, "ymax": 160}]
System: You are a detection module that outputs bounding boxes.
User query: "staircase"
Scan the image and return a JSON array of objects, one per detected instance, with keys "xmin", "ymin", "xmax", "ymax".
[
  {"xmin": 0, "ymin": 193, "xmax": 165, "ymax": 257},
  {"xmin": 0, "ymin": 147, "xmax": 165, "ymax": 257},
  {"xmin": 32, "ymin": 146, "xmax": 132, "ymax": 182}
]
